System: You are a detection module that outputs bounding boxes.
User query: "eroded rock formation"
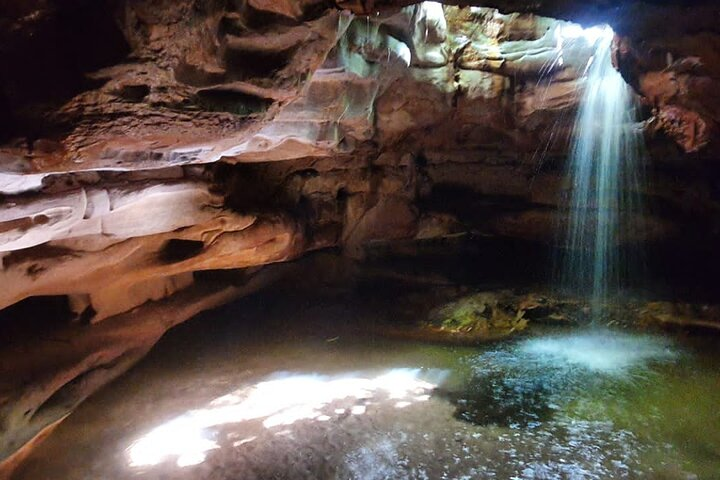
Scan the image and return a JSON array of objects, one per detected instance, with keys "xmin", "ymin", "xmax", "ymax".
[{"xmin": 1, "ymin": 0, "xmax": 720, "ymax": 476}]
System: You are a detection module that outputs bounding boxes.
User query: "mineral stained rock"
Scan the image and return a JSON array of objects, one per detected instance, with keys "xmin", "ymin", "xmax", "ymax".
[{"xmin": 1, "ymin": 1, "xmax": 719, "ymax": 475}]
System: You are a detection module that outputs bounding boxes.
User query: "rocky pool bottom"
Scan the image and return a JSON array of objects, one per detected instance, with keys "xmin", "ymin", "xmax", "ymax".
[{"xmin": 13, "ymin": 289, "xmax": 720, "ymax": 480}]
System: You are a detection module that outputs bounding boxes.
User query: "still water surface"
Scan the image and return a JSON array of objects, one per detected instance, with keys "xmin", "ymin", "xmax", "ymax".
[{"xmin": 15, "ymin": 292, "xmax": 720, "ymax": 479}]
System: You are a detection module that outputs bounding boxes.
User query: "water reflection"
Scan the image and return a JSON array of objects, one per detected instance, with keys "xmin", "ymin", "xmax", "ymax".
[
  {"xmin": 446, "ymin": 331, "xmax": 678, "ymax": 428},
  {"xmin": 127, "ymin": 368, "xmax": 444, "ymax": 468},
  {"xmin": 15, "ymin": 307, "xmax": 720, "ymax": 480}
]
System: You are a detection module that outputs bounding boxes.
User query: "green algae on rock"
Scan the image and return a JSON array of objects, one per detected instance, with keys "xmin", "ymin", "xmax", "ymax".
[{"xmin": 426, "ymin": 291, "xmax": 529, "ymax": 341}]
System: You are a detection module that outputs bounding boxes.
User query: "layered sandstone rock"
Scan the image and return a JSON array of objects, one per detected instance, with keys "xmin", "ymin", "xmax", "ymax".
[{"xmin": 1, "ymin": 1, "xmax": 719, "ymax": 476}]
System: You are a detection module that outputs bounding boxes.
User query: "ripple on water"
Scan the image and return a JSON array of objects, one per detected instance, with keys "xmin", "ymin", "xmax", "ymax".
[
  {"xmin": 445, "ymin": 331, "xmax": 679, "ymax": 438},
  {"xmin": 433, "ymin": 330, "xmax": 691, "ymax": 478},
  {"xmin": 515, "ymin": 330, "xmax": 678, "ymax": 374},
  {"xmin": 16, "ymin": 320, "xmax": 718, "ymax": 480}
]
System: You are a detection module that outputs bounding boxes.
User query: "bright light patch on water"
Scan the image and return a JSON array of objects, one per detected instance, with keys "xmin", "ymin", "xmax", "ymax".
[
  {"xmin": 517, "ymin": 331, "xmax": 678, "ymax": 374},
  {"xmin": 127, "ymin": 368, "xmax": 443, "ymax": 468}
]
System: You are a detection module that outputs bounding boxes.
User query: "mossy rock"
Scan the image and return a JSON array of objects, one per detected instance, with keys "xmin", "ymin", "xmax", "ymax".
[{"xmin": 427, "ymin": 290, "xmax": 528, "ymax": 340}]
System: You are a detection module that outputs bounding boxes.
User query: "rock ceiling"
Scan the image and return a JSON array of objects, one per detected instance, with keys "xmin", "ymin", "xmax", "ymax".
[{"xmin": 0, "ymin": 0, "xmax": 719, "ymax": 476}]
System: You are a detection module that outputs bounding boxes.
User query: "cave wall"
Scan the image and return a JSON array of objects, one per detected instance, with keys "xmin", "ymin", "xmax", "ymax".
[{"xmin": 1, "ymin": 0, "xmax": 720, "ymax": 476}]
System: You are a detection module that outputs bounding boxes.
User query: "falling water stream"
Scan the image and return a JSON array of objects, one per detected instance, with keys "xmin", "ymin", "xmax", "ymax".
[{"xmin": 559, "ymin": 26, "xmax": 644, "ymax": 311}]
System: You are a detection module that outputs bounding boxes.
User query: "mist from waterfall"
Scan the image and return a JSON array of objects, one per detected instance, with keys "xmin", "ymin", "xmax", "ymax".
[{"xmin": 558, "ymin": 26, "xmax": 644, "ymax": 311}]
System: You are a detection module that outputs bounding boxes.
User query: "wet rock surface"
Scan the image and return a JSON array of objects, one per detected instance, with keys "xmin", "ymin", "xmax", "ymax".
[
  {"xmin": 1, "ymin": 0, "xmax": 720, "ymax": 474},
  {"xmin": 384, "ymin": 287, "xmax": 720, "ymax": 345},
  {"xmin": 425, "ymin": 290, "xmax": 531, "ymax": 340}
]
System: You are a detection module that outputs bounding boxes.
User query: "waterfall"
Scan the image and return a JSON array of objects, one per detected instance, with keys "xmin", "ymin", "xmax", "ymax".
[{"xmin": 558, "ymin": 26, "xmax": 644, "ymax": 312}]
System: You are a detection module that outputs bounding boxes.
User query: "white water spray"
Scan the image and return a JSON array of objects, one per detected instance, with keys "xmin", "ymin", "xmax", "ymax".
[{"xmin": 559, "ymin": 26, "xmax": 644, "ymax": 310}]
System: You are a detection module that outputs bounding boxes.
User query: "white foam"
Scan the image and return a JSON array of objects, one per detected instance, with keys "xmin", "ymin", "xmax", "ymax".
[{"xmin": 517, "ymin": 331, "xmax": 677, "ymax": 374}]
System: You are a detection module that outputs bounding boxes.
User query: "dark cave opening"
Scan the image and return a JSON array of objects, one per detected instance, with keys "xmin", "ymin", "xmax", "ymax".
[{"xmin": 0, "ymin": 0, "xmax": 130, "ymax": 142}]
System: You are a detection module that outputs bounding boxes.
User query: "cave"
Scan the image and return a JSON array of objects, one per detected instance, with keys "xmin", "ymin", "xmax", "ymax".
[{"xmin": 1, "ymin": 1, "xmax": 720, "ymax": 479}]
